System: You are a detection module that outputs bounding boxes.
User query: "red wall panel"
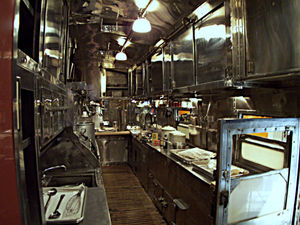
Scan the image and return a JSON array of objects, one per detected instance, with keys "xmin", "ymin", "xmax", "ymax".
[{"xmin": 0, "ymin": 0, "xmax": 22, "ymax": 224}]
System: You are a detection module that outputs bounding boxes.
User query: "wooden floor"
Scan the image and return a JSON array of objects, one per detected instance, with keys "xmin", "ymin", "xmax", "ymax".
[{"xmin": 102, "ymin": 165, "xmax": 167, "ymax": 225}]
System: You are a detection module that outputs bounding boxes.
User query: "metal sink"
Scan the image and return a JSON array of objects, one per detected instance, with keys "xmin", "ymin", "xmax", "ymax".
[{"xmin": 43, "ymin": 169, "xmax": 102, "ymax": 187}]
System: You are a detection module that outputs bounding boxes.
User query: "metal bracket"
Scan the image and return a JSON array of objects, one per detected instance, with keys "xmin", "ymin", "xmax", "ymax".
[
  {"xmin": 220, "ymin": 190, "xmax": 229, "ymax": 208},
  {"xmin": 222, "ymin": 170, "xmax": 229, "ymax": 179}
]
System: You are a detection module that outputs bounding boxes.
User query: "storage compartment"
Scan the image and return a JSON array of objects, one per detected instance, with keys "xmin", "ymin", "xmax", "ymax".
[
  {"xmin": 150, "ymin": 50, "xmax": 164, "ymax": 94},
  {"xmin": 195, "ymin": 4, "xmax": 227, "ymax": 85},
  {"xmin": 245, "ymin": 0, "xmax": 300, "ymax": 78},
  {"xmin": 172, "ymin": 26, "xmax": 195, "ymax": 88}
]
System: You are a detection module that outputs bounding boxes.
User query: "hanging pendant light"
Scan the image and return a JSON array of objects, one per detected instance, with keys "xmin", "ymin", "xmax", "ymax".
[
  {"xmin": 115, "ymin": 51, "xmax": 127, "ymax": 61},
  {"xmin": 132, "ymin": 17, "xmax": 151, "ymax": 33}
]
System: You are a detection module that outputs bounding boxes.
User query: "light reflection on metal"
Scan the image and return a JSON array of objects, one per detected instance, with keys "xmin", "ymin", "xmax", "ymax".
[
  {"xmin": 132, "ymin": 17, "xmax": 151, "ymax": 33},
  {"xmin": 151, "ymin": 52, "xmax": 163, "ymax": 62},
  {"xmin": 192, "ymin": 2, "xmax": 213, "ymax": 20},
  {"xmin": 154, "ymin": 39, "xmax": 164, "ymax": 48},
  {"xmin": 195, "ymin": 24, "xmax": 226, "ymax": 41},
  {"xmin": 115, "ymin": 51, "xmax": 127, "ymax": 61},
  {"xmin": 117, "ymin": 37, "xmax": 131, "ymax": 48},
  {"xmin": 100, "ymin": 24, "xmax": 126, "ymax": 35},
  {"xmin": 135, "ymin": 0, "xmax": 159, "ymax": 12},
  {"xmin": 100, "ymin": 69, "xmax": 107, "ymax": 97}
]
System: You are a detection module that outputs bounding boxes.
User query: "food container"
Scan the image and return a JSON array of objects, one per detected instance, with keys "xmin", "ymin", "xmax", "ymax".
[
  {"xmin": 189, "ymin": 125, "xmax": 201, "ymax": 146},
  {"xmin": 169, "ymin": 131, "xmax": 186, "ymax": 144},
  {"xmin": 161, "ymin": 126, "xmax": 176, "ymax": 139}
]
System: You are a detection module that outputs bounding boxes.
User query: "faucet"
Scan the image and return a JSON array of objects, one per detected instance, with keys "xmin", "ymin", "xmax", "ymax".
[
  {"xmin": 42, "ymin": 165, "xmax": 67, "ymax": 177},
  {"xmin": 41, "ymin": 165, "xmax": 67, "ymax": 186}
]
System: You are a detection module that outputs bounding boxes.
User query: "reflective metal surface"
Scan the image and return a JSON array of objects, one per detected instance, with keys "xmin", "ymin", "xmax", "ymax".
[
  {"xmin": 172, "ymin": 26, "xmax": 194, "ymax": 88},
  {"xmin": 42, "ymin": 0, "xmax": 68, "ymax": 83},
  {"xmin": 163, "ymin": 44, "xmax": 171, "ymax": 92},
  {"xmin": 151, "ymin": 50, "xmax": 163, "ymax": 93},
  {"xmin": 96, "ymin": 135, "xmax": 129, "ymax": 165},
  {"xmin": 17, "ymin": 49, "xmax": 40, "ymax": 73},
  {"xmin": 38, "ymin": 78, "xmax": 68, "ymax": 148},
  {"xmin": 195, "ymin": 5, "xmax": 227, "ymax": 84},
  {"xmin": 245, "ymin": 0, "xmax": 300, "ymax": 79}
]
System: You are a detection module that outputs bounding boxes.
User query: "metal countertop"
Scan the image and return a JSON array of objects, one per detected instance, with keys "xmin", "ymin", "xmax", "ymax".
[
  {"xmin": 64, "ymin": 187, "xmax": 111, "ymax": 225},
  {"xmin": 132, "ymin": 135, "xmax": 213, "ymax": 185}
]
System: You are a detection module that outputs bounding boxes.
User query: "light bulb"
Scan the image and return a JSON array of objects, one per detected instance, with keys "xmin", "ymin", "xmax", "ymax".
[
  {"xmin": 115, "ymin": 52, "xmax": 127, "ymax": 61},
  {"xmin": 135, "ymin": 0, "xmax": 149, "ymax": 9},
  {"xmin": 132, "ymin": 17, "xmax": 151, "ymax": 33}
]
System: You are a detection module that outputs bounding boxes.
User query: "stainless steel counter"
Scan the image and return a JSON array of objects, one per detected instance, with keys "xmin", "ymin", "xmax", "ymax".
[
  {"xmin": 130, "ymin": 134, "xmax": 215, "ymax": 225},
  {"xmin": 71, "ymin": 187, "xmax": 111, "ymax": 225},
  {"xmin": 134, "ymin": 136, "xmax": 213, "ymax": 185}
]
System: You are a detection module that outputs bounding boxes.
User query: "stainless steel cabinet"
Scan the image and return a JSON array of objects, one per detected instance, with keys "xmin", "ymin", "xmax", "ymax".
[
  {"xmin": 244, "ymin": 0, "xmax": 300, "ymax": 79},
  {"xmin": 195, "ymin": 5, "xmax": 227, "ymax": 85},
  {"xmin": 172, "ymin": 26, "xmax": 195, "ymax": 88}
]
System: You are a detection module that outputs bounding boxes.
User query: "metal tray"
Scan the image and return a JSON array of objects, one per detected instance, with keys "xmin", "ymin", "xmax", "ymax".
[
  {"xmin": 170, "ymin": 149, "xmax": 194, "ymax": 165},
  {"xmin": 43, "ymin": 184, "xmax": 87, "ymax": 224},
  {"xmin": 170, "ymin": 148, "xmax": 216, "ymax": 165}
]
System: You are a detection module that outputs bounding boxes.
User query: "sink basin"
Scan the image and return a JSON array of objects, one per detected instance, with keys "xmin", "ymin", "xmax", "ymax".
[
  {"xmin": 43, "ymin": 169, "xmax": 102, "ymax": 187},
  {"xmin": 46, "ymin": 174, "xmax": 97, "ymax": 187}
]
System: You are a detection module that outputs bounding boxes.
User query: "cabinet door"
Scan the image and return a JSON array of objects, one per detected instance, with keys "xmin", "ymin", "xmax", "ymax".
[
  {"xmin": 153, "ymin": 179, "xmax": 164, "ymax": 212},
  {"xmin": 195, "ymin": 5, "xmax": 227, "ymax": 85},
  {"xmin": 136, "ymin": 144, "xmax": 148, "ymax": 188},
  {"xmin": 245, "ymin": 0, "xmax": 300, "ymax": 79},
  {"xmin": 161, "ymin": 191, "xmax": 176, "ymax": 224}
]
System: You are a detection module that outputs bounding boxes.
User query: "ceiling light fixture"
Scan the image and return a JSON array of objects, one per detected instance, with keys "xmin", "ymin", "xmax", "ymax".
[
  {"xmin": 132, "ymin": 17, "xmax": 151, "ymax": 33},
  {"xmin": 132, "ymin": 0, "xmax": 153, "ymax": 33},
  {"xmin": 115, "ymin": 51, "xmax": 127, "ymax": 61},
  {"xmin": 135, "ymin": 0, "xmax": 149, "ymax": 9}
]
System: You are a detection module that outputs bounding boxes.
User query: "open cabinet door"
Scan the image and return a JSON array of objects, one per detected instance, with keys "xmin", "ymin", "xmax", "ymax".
[{"xmin": 215, "ymin": 118, "xmax": 300, "ymax": 225}]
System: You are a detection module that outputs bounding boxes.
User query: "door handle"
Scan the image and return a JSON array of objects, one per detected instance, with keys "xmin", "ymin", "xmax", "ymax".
[{"xmin": 16, "ymin": 76, "xmax": 21, "ymax": 131}]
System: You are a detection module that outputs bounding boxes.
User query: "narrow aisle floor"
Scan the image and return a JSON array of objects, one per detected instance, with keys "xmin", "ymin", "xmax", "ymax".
[{"xmin": 102, "ymin": 165, "xmax": 167, "ymax": 225}]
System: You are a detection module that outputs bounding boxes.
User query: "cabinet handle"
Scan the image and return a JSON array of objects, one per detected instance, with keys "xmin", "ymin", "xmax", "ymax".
[
  {"xmin": 173, "ymin": 199, "xmax": 189, "ymax": 210},
  {"xmin": 161, "ymin": 201, "xmax": 168, "ymax": 208},
  {"xmin": 16, "ymin": 76, "xmax": 21, "ymax": 131}
]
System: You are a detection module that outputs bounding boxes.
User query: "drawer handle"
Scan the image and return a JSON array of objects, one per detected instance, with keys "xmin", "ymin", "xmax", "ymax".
[{"xmin": 173, "ymin": 199, "xmax": 189, "ymax": 210}]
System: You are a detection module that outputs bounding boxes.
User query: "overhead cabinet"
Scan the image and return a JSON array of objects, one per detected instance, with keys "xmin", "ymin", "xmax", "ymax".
[
  {"xmin": 244, "ymin": 0, "xmax": 300, "ymax": 80},
  {"xmin": 172, "ymin": 26, "xmax": 195, "ymax": 89},
  {"xmin": 40, "ymin": 0, "xmax": 69, "ymax": 83},
  {"xmin": 195, "ymin": 4, "xmax": 228, "ymax": 85},
  {"xmin": 142, "ymin": 0, "xmax": 300, "ymax": 96},
  {"xmin": 150, "ymin": 51, "xmax": 164, "ymax": 94}
]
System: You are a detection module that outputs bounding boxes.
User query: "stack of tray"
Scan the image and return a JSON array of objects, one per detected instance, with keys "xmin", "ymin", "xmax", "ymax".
[
  {"xmin": 170, "ymin": 148, "xmax": 216, "ymax": 165},
  {"xmin": 43, "ymin": 184, "xmax": 87, "ymax": 224}
]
